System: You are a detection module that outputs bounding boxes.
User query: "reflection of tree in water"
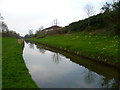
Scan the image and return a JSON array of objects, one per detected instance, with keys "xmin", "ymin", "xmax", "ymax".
[
  {"xmin": 36, "ymin": 45, "xmax": 45, "ymax": 54},
  {"xmin": 102, "ymin": 78, "xmax": 116, "ymax": 88},
  {"xmin": 84, "ymin": 69, "xmax": 117, "ymax": 88},
  {"xmin": 29, "ymin": 43, "xmax": 34, "ymax": 49},
  {"xmin": 25, "ymin": 41, "xmax": 29, "ymax": 44},
  {"xmin": 52, "ymin": 53, "xmax": 61, "ymax": 64},
  {"xmin": 85, "ymin": 70, "xmax": 95, "ymax": 84}
]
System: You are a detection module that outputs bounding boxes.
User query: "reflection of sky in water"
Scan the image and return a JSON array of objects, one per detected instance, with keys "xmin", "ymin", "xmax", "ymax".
[{"xmin": 23, "ymin": 42, "xmax": 116, "ymax": 88}]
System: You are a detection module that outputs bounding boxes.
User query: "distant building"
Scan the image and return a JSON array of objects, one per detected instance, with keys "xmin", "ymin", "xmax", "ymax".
[
  {"xmin": 42, "ymin": 25, "xmax": 62, "ymax": 32},
  {"xmin": 36, "ymin": 25, "xmax": 63, "ymax": 38}
]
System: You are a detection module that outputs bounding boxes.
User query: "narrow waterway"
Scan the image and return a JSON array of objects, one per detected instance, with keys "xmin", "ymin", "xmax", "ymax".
[{"xmin": 23, "ymin": 41, "xmax": 120, "ymax": 88}]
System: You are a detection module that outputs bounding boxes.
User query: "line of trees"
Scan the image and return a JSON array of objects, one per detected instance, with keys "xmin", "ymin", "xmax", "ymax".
[
  {"xmin": 0, "ymin": 14, "xmax": 20, "ymax": 38},
  {"xmin": 62, "ymin": 1, "xmax": 120, "ymax": 35},
  {"xmin": 1, "ymin": 22, "xmax": 20, "ymax": 38}
]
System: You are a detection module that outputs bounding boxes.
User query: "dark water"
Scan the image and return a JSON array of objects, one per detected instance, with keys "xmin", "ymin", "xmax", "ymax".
[{"xmin": 23, "ymin": 42, "xmax": 120, "ymax": 88}]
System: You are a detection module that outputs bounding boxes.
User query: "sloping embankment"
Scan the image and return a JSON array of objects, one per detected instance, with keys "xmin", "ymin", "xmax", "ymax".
[{"xmin": 2, "ymin": 37, "xmax": 38, "ymax": 88}]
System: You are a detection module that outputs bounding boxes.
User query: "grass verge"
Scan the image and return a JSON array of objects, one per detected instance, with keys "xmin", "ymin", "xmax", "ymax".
[
  {"xmin": 29, "ymin": 32, "xmax": 120, "ymax": 68},
  {"xmin": 0, "ymin": 37, "xmax": 2, "ymax": 89},
  {"xmin": 2, "ymin": 37, "xmax": 38, "ymax": 88}
]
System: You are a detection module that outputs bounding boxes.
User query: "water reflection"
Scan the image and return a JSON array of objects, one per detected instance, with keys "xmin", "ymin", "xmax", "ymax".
[
  {"xmin": 52, "ymin": 53, "xmax": 61, "ymax": 64},
  {"xmin": 102, "ymin": 78, "xmax": 116, "ymax": 88},
  {"xmin": 85, "ymin": 70, "xmax": 94, "ymax": 84},
  {"xmin": 23, "ymin": 42, "xmax": 120, "ymax": 88},
  {"xmin": 25, "ymin": 40, "xmax": 30, "ymax": 44},
  {"xmin": 29, "ymin": 43, "xmax": 34, "ymax": 49},
  {"xmin": 36, "ymin": 45, "xmax": 45, "ymax": 54}
]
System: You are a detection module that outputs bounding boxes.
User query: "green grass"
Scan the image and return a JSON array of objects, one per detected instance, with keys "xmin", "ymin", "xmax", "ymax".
[
  {"xmin": 29, "ymin": 32, "xmax": 119, "ymax": 65},
  {"xmin": 2, "ymin": 37, "xmax": 38, "ymax": 88},
  {"xmin": 0, "ymin": 37, "xmax": 2, "ymax": 89}
]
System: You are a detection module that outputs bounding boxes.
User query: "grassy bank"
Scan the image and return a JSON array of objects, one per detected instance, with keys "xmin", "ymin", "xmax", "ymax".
[
  {"xmin": 29, "ymin": 32, "xmax": 120, "ymax": 68},
  {"xmin": 2, "ymin": 37, "xmax": 38, "ymax": 88},
  {"xmin": 0, "ymin": 37, "xmax": 2, "ymax": 89}
]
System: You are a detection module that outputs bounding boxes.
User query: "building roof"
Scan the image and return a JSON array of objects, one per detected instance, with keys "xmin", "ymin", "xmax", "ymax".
[{"xmin": 43, "ymin": 25, "xmax": 62, "ymax": 31}]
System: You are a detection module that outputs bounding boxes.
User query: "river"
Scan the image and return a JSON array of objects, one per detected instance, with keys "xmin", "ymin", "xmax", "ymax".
[{"xmin": 23, "ymin": 41, "xmax": 120, "ymax": 88}]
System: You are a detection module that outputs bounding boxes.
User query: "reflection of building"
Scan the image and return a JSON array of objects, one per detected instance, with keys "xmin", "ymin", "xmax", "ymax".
[
  {"xmin": 36, "ymin": 45, "xmax": 45, "ymax": 54},
  {"xmin": 42, "ymin": 25, "xmax": 62, "ymax": 32}
]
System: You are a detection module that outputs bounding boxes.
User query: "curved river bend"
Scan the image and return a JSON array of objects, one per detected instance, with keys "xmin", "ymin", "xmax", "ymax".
[{"xmin": 23, "ymin": 41, "xmax": 120, "ymax": 88}]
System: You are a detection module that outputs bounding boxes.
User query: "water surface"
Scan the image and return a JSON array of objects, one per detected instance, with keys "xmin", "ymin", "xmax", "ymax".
[{"xmin": 23, "ymin": 42, "xmax": 120, "ymax": 88}]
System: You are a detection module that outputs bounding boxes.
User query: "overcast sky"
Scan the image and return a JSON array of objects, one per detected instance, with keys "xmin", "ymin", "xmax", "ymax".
[{"xmin": 0, "ymin": 0, "xmax": 111, "ymax": 36}]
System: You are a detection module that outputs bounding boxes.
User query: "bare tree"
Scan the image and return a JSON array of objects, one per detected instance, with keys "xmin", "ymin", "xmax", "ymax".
[
  {"xmin": 38, "ymin": 26, "xmax": 44, "ymax": 31},
  {"xmin": 28, "ymin": 29, "xmax": 34, "ymax": 38},
  {"xmin": 0, "ymin": 13, "xmax": 4, "ymax": 32},
  {"xmin": 29, "ymin": 29, "xmax": 33, "ymax": 35},
  {"xmin": 52, "ymin": 19, "xmax": 59, "ymax": 26},
  {"xmin": 35, "ymin": 26, "xmax": 44, "ymax": 36},
  {"xmin": 0, "ymin": 13, "xmax": 4, "ymax": 20},
  {"xmin": 84, "ymin": 4, "xmax": 94, "ymax": 26}
]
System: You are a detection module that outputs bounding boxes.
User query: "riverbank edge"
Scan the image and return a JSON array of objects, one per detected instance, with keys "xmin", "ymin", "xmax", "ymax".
[
  {"xmin": 21, "ymin": 40, "xmax": 39, "ymax": 88},
  {"xmin": 27, "ymin": 40, "xmax": 120, "ymax": 70},
  {"xmin": 2, "ymin": 38, "xmax": 38, "ymax": 88}
]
